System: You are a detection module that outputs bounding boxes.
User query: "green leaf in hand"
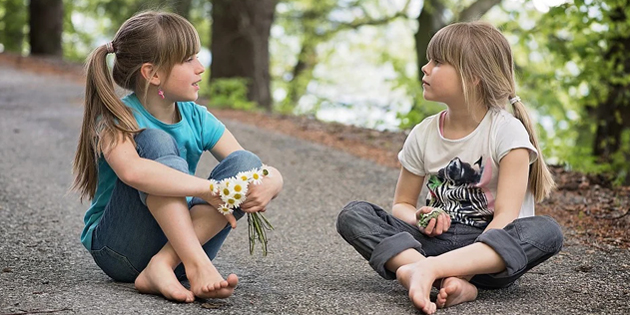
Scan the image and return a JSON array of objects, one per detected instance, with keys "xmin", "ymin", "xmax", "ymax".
[{"xmin": 417, "ymin": 208, "xmax": 447, "ymax": 228}]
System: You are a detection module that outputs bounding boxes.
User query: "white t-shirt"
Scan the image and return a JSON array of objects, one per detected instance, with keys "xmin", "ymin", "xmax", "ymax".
[{"xmin": 398, "ymin": 109, "xmax": 537, "ymax": 228}]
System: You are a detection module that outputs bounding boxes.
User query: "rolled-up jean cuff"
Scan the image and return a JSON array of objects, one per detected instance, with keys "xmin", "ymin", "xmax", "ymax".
[
  {"xmin": 475, "ymin": 228, "xmax": 527, "ymax": 277},
  {"xmin": 138, "ymin": 155, "xmax": 189, "ymax": 205},
  {"xmin": 370, "ymin": 232, "xmax": 425, "ymax": 280}
]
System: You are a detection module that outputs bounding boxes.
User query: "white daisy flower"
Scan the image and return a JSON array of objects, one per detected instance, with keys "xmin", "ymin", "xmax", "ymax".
[
  {"xmin": 232, "ymin": 192, "xmax": 244, "ymax": 202},
  {"xmin": 261, "ymin": 165, "xmax": 271, "ymax": 177},
  {"xmin": 219, "ymin": 181, "xmax": 232, "ymax": 197},
  {"xmin": 250, "ymin": 169, "xmax": 264, "ymax": 185},
  {"xmin": 225, "ymin": 196, "xmax": 243, "ymax": 208},
  {"xmin": 231, "ymin": 179, "xmax": 249, "ymax": 195},
  {"xmin": 209, "ymin": 179, "xmax": 219, "ymax": 195},
  {"xmin": 236, "ymin": 171, "xmax": 251, "ymax": 182},
  {"xmin": 217, "ymin": 204, "xmax": 233, "ymax": 215}
]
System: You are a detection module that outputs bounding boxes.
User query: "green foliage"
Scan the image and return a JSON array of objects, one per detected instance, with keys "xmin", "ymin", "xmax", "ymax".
[
  {"xmin": 61, "ymin": 0, "xmax": 210, "ymax": 62},
  {"xmin": 272, "ymin": 0, "xmax": 412, "ymax": 114},
  {"xmin": 0, "ymin": 0, "xmax": 27, "ymax": 53},
  {"xmin": 504, "ymin": 0, "xmax": 630, "ymax": 184},
  {"xmin": 202, "ymin": 77, "xmax": 256, "ymax": 111}
]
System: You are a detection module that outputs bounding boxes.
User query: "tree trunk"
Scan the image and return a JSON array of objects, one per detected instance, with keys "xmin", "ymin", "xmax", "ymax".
[
  {"xmin": 29, "ymin": 0, "xmax": 63, "ymax": 57},
  {"xmin": 592, "ymin": 7, "xmax": 630, "ymax": 165},
  {"xmin": 210, "ymin": 0, "xmax": 277, "ymax": 111},
  {"xmin": 283, "ymin": 35, "xmax": 320, "ymax": 111},
  {"xmin": 414, "ymin": 0, "xmax": 446, "ymax": 81}
]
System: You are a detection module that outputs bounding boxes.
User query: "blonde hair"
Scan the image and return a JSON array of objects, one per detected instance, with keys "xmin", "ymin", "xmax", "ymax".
[
  {"xmin": 72, "ymin": 11, "xmax": 200, "ymax": 200},
  {"xmin": 426, "ymin": 21, "xmax": 555, "ymax": 202}
]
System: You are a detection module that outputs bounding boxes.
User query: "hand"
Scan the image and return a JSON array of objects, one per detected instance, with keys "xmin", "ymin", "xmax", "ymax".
[
  {"xmin": 416, "ymin": 206, "xmax": 451, "ymax": 237},
  {"xmin": 240, "ymin": 181, "xmax": 275, "ymax": 213}
]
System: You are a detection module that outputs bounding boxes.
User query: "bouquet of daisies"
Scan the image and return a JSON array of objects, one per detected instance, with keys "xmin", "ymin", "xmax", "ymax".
[{"xmin": 209, "ymin": 165, "xmax": 274, "ymax": 256}]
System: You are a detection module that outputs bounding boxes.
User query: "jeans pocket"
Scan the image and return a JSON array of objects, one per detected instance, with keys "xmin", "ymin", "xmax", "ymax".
[{"xmin": 90, "ymin": 246, "xmax": 140, "ymax": 283}]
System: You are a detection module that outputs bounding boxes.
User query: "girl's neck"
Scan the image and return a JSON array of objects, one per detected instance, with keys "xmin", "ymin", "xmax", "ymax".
[
  {"xmin": 138, "ymin": 88, "xmax": 180, "ymax": 124},
  {"xmin": 441, "ymin": 102, "xmax": 489, "ymax": 139}
]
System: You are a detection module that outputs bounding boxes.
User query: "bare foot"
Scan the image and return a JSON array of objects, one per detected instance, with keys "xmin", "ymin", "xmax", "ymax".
[
  {"xmin": 186, "ymin": 263, "xmax": 239, "ymax": 299},
  {"xmin": 396, "ymin": 260, "xmax": 438, "ymax": 314},
  {"xmin": 135, "ymin": 258, "xmax": 195, "ymax": 303},
  {"xmin": 436, "ymin": 277, "xmax": 478, "ymax": 308}
]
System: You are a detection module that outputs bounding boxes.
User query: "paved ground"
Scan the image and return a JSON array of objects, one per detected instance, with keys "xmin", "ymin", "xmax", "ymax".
[{"xmin": 0, "ymin": 63, "xmax": 628, "ymax": 315}]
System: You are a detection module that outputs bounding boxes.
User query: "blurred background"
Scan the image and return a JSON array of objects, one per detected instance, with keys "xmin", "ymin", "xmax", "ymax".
[{"xmin": 1, "ymin": 0, "xmax": 629, "ymax": 184}]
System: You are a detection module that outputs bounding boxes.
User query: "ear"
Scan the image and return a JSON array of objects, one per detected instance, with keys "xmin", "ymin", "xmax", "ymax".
[
  {"xmin": 140, "ymin": 63, "xmax": 161, "ymax": 86},
  {"xmin": 472, "ymin": 76, "xmax": 481, "ymax": 86}
]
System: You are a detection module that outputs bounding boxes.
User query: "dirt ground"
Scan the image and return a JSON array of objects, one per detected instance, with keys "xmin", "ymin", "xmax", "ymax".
[{"xmin": 3, "ymin": 52, "xmax": 627, "ymax": 250}]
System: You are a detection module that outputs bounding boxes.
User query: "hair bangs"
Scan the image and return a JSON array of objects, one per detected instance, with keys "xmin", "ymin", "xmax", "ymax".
[
  {"xmin": 426, "ymin": 24, "xmax": 467, "ymax": 69},
  {"xmin": 156, "ymin": 13, "xmax": 200, "ymax": 69}
]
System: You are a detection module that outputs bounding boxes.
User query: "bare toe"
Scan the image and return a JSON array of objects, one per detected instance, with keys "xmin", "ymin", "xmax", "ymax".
[{"xmin": 439, "ymin": 277, "xmax": 478, "ymax": 308}]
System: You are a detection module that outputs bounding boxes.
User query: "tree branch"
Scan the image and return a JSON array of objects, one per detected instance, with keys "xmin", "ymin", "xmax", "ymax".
[{"xmin": 459, "ymin": 0, "xmax": 503, "ymax": 22}]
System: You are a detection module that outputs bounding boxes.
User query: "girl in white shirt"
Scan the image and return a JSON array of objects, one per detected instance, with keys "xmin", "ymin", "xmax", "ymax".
[{"xmin": 337, "ymin": 21, "xmax": 562, "ymax": 314}]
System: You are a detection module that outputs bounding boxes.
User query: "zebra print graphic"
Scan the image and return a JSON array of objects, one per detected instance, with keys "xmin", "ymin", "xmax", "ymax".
[{"xmin": 426, "ymin": 156, "xmax": 492, "ymax": 228}]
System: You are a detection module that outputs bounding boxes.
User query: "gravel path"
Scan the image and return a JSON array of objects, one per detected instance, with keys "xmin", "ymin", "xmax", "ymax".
[{"xmin": 0, "ymin": 64, "xmax": 628, "ymax": 314}]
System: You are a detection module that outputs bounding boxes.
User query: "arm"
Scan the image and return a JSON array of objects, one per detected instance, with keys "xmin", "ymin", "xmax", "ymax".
[
  {"xmin": 392, "ymin": 167, "xmax": 424, "ymax": 225},
  {"xmin": 104, "ymin": 132, "xmax": 220, "ymax": 205},
  {"xmin": 484, "ymin": 148, "xmax": 531, "ymax": 232}
]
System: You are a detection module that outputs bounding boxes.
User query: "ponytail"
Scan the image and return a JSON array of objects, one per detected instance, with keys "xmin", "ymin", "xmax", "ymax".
[
  {"xmin": 71, "ymin": 44, "xmax": 139, "ymax": 201},
  {"xmin": 510, "ymin": 98, "xmax": 555, "ymax": 202}
]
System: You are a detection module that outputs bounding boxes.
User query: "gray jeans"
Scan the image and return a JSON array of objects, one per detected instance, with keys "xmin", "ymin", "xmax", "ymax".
[{"xmin": 336, "ymin": 201, "xmax": 563, "ymax": 289}]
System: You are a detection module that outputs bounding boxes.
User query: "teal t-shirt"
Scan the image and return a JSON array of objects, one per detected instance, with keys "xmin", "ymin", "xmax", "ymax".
[{"xmin": 80, "ymin": 93, "xmax": 225, "ymax": 250}]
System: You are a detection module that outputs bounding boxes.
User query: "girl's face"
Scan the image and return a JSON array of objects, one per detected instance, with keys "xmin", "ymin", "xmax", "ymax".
[
  {"xmin": 161, "ymin": 55, "xmax": 205, "ymax": 102},
  {"xmin": 421, "ymin": 59, "xmax": 464, "ymax": 105}
]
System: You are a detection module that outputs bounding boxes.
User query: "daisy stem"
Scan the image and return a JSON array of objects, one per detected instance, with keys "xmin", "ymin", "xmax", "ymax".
[
  {"xmin": 247, "ymin": 212, "xmax": 274, "ymax": 256},
  {"xmin": 247, "ymin": 213, "xmax": 255, "ymax": 255}
]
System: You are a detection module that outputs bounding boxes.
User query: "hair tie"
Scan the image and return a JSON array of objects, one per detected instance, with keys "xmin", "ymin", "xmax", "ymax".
[
  {"xmin": 509, "ymin": 96, "xmax": 521, "ymax": 105},
  {"xmin": 105, "ymin": 42, "xmax": 115, "ymax": 54}
]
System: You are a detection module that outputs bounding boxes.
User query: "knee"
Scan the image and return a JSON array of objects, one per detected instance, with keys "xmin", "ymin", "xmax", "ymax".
[
  {"xmin": 336, "ymin": 201, "xmax": 376, "ymax": 238},
  {"xmin": 224, "ymin": 150, "xmax": 262, "ymax": 172},
  {"xmin": 134, "ymin": 129, "xmax": 179, "ymax": 160},
  {"xmin": 526, "ymin": 216, "xmax": 564, "ymax": 254}
]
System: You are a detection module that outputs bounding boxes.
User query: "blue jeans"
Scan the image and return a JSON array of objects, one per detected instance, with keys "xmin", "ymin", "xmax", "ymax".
[
  {"xmin": 89, "ymin": 129, "xmax": 262, "ymax": 282},
  {"xmin": 336, "ymin": 201, "xmax": 563, "ymax": 289}
]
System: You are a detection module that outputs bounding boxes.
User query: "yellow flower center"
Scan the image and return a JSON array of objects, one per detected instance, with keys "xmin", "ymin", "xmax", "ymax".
[
  {"xmin": 223, "ymin": 188, "xmax": 230, "ymax": 195},
  {"xmin": 234, "ymin": 193, "xmax": 242, "ymax": 200},
  {"xmin": 234, "ymin": 184, "xmax": 242, "ymax": 192}
]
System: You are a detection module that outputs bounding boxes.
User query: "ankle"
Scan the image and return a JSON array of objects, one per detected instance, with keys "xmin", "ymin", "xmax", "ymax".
[
  {"xmin": 149, "ymin": 253, "xmax": 180, "ymax": 270},
  {"xmin": 422, "ymin": 257, "xmax": 445, "ymax": 279},
  {"xmin": 183, "ymin": 258, "xmax": 216, "ymax": 276}
]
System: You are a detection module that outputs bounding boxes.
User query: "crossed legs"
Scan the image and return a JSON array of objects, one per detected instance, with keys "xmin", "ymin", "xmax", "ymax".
[
  {"xmin": 134, "ymin": 196, "xmax": 238, "ymax": 302},
  {"xmin": 337, "ymin": 201, "xmax": 563, "ymax": 314}
]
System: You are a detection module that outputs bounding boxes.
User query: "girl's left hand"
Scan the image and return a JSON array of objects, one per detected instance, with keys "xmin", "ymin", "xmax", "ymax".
[{"xmin": 240, "ymin": 181, "xmax": 275, "ymax": 213}]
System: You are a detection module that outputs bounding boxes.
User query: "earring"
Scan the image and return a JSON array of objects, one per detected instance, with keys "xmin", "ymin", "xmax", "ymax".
[{"xmin": 158, "ymin": 88, "xmax": 165, "ymax": 99}]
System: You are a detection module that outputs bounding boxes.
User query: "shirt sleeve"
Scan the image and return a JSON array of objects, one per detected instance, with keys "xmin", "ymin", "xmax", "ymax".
[
  {"xmin": 199, "ymin": 105, "xmax": 226, "ymax": 151},
  {"xmin": 494, "ymin": 115, "xmax": 538, "ymax": 164},
  {"xmin": 398, "ymin": 123, "xmax": 426, "ymax": 176}
]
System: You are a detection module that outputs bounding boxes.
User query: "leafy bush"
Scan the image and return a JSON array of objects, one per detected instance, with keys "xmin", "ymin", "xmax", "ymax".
[{"xmin": 201, "ymin": 77, "xmax": 256, "ymax": 111}]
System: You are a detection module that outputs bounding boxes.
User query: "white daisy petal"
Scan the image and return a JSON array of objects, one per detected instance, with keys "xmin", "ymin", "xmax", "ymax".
[
  {"xmin": 218, "ymin": 204, "xmax": 233, "ymax": 215},
  {"xmin": 236, "ymin": 171, "xmax": 251, "ymax": 182},
  {"xmin": 209, "ymin": 179, "xmax": 219, "ymax": 195}
]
